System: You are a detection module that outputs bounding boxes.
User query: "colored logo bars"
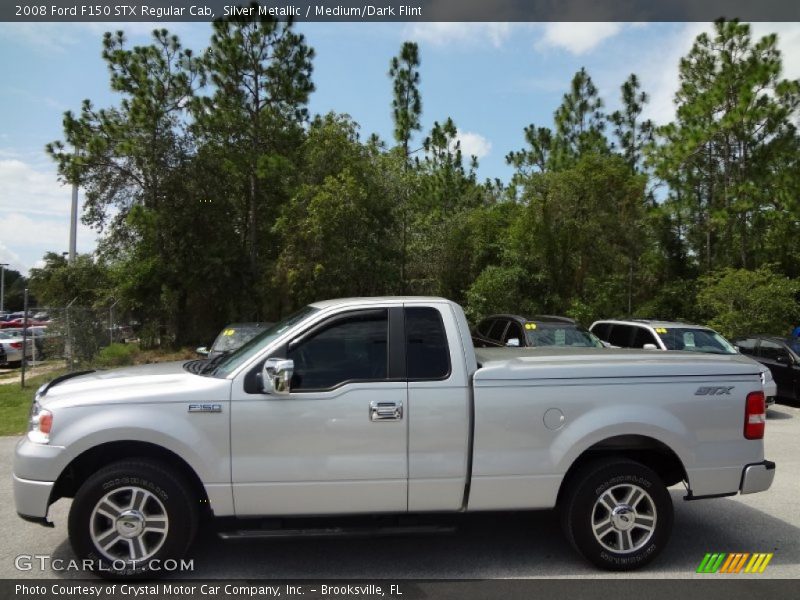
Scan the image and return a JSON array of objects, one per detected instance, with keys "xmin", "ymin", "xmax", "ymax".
[{"xmin": 697, "ymin": 553, "xmax": 773, "ymax": 574}]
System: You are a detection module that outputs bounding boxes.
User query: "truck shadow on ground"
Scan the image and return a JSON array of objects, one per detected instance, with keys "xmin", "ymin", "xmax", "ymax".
[
  {"xmin": 768, "ymin": 405, "xmax": 796, "ymax": 419},
  {"xmin": 46, "ymin": 491, "xmax": 798, "ymax": 579}
]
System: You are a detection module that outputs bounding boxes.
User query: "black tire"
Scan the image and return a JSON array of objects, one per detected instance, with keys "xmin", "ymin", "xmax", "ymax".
[
  {"xmin": 68, "ymin": 459, "xmax": 198, "ymax": 579},
  {"xmin": 560, "ymin": 458, "xmax": 673, "ymax": 571}
]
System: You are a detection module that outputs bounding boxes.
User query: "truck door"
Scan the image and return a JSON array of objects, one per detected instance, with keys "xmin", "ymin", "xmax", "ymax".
[
  {"xmin": 229, "ymin": 307, "xmax": 408, "ymax": 516},
  {"xmin": 405, "ymin": 305, "xmax": 472, "ymax": 511}
]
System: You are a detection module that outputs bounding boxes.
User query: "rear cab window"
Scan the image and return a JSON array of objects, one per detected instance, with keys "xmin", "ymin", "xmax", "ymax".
[{"xmin": 406, "ymin": 307, "xmax": 451, "ymax": 380}]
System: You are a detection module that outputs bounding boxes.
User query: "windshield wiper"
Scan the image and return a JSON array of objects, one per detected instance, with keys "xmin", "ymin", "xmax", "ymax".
[{"xmin": 200, "ymin": 351, "xmax": 230, "ymax": 375}]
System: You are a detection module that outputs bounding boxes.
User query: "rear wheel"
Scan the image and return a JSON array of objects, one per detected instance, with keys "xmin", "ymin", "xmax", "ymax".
[
  {"xmin": 560, "ymin": 458, "xmax": 673, "ymax": 571},
  {"xmin": 68, "ymin": 459, "xmax": 197, "ymax": 579}
]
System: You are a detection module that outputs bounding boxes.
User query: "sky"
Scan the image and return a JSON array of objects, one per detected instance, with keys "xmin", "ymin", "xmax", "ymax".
[{"xmin": 1, "ymin": 20, "xmax": 800, "ymax": 274}]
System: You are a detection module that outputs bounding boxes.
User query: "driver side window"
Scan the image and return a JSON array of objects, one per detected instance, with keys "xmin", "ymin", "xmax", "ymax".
[{"xmin": 287, "ymin": 310, "xmax": 388, "ymax": 391}]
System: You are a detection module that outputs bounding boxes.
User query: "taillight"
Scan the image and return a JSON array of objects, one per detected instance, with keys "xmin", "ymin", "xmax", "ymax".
[
  {"xmin": 744, "ymin": 391, "xmax": 766, "ymax": 440},
  {"xmin": 10, "ymin": 342, "xmax": 21, "ymax": 349}
]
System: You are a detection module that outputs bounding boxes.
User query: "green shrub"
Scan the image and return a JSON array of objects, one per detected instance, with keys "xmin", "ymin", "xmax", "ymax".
[
  {"xmin": 696, "ymin": 267, "xmax": 800, "ymax": 339},
  {"xmin": 97, "ymin": 343, "xmax": 140, "ymax": 367}
]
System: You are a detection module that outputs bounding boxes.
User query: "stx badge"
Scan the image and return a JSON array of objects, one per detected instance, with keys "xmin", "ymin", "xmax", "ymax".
[{"xmin": 695, "ymin": 386, "xmax": 735, "ymax": 396}]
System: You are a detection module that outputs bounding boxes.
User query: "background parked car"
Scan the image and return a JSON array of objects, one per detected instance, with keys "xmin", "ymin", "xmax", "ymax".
[
  {"xmin": 472, "ymin": 314, "xmax": 603, "ymax": 349},
  {"xmin": 590, "ymin": 319, "xmax": 738, "ymax": 353},
  {"xmin": 23, "ymin": 326, "xmax": 62, "ymax": 358},
  {"xmin": 591, "ymin": 319, "xmax": 777, "ymax": 404},
  {"xmin": 733, "ymin": 336, "xmax": 800, "ymax": 404},
  {"xmin": 197, "ymin": 322, "xmax": 272, "ymax": 359},
  {"xmin": 0, "ymin": 318, "xmax": 49, "ymax": 329},
  {"xmin": 0, "ymin": 330, "xmax": 36, "ymax": 366}
]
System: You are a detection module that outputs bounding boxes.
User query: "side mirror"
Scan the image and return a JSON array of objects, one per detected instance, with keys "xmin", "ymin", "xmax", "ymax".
[
  {"xmin": 262, "ymin": 358, "xmax": 294, "ymax": 395},
  {"xmin": 643, "ymin": 343, "xmax": 658, "ymax": 350},
  {"xmin": 506, "ymin": 338, "xmax": 520, "ymax": 347},
  {"xmin": 196, "ymin": 346, "xmax": 209, "ymax": 356}
]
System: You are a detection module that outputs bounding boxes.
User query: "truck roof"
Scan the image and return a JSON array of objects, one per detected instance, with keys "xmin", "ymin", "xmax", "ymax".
[
  {"xmin": 594, "ymin": 319, "xmax": 709, "ymax": 329},
  {"xmin": 309, "ymin": 296, "xmax": 451, "ymax": 309}
]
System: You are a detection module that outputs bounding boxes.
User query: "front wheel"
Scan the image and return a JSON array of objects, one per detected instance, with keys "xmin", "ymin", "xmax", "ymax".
[
  {"xmin": 560, "ymin": 458, "xmax": 673, "ymax": 571},
  {"xmin": 68, "ymin": 459, "xmax": 198, "ymax": 579}
]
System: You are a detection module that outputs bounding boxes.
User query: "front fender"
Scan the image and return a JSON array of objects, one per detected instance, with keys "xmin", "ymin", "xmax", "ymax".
[{"xmin": 14, "ymin": 401, "xmax": 232, "ymax": 515}]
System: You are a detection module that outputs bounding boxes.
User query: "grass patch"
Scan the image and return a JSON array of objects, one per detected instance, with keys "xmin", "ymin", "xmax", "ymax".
[
  {"xmin": 0, "ymin": 346, "xmax": 197, "ymax": 436},
  {"xmin": 0, "ymin": 371, "xmax": 66, "ymax": 436},
  {"xmin": 97, "ymin": 343, "xmax": 140, "ymax": 367},
  {"xmin": 136, "ymin": 347, "xmax": 197, "ymax": 364}
]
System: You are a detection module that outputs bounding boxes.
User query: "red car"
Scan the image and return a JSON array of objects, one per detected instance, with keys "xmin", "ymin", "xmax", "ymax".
[{"xmin": 0, "ymin": 318, "xmax": 49, "ymax": 329}]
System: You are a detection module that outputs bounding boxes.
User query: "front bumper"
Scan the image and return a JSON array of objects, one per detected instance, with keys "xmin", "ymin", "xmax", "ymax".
[
  {"xmin": 740, "ymin": 460, "xmax": 775, "ymax": 494},
  {"xmin": 13, "ymin": 474, "xmax": 55, "ymax": 523},
  {"xmin": 14, "ymin": 436, "xmax": 66, "ymax": 526}
]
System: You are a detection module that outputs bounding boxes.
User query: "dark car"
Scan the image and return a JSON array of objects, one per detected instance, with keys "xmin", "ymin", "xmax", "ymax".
[
  {"xmin": 732, "ymin": 336, "xmax": 800, "ymax": 403},
  {"xmin": 197, "ymin": 322, "xmax": 273, "ymax": 360},
  {"xmin": 472, "ymin": 314, "xmax": 603, "ymax": 349}
]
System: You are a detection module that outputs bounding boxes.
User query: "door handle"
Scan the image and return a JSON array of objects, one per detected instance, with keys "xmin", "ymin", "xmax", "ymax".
[{"xmin": 369, "ymin": 400, "xmax": 403, "ymax": 421}]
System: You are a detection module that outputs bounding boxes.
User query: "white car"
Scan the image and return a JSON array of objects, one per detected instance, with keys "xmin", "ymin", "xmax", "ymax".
[
  {"xmin": 590, "ymin": 319, "xmax": 778, "ymax": 404},
  {"xmin": 0, "ymin": 330, "xmax": 36, "ymax": 366}
]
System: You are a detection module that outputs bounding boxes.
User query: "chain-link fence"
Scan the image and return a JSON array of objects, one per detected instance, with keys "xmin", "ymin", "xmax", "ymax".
[{"xmin": 2, "ymin": 305, "xmax": 138, "ymax": 379}]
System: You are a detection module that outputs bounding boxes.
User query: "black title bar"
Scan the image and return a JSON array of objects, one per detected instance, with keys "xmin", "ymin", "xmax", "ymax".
[{"xmin": 5, "ymin": 1, "xmax": 800, "ymax": 23}]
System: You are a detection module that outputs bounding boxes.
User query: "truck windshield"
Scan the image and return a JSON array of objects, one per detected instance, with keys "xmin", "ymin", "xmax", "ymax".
[
  {"xmin": 656, "ymin": 328, "xmax": 736, "ymax": 354},
  {"xmin": 211, "ymin": 306, "xmax": 319, "ymax": 377}
]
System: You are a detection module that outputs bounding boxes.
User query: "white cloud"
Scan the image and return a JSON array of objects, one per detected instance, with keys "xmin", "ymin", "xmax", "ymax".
[
  {"xmin": 0, "ymin": 159, "xmax": 97, "ymax": 272},
  {"xmin": 455, "ymin": 129, "xmax": 492, "ymax": 160},
  {"xmin": 751, "ymin": 23, "xmax": 800, "ymax": 80},
  {"xmin": 0, "ymin": 22, "xmax": 191, "ymax": 55},
  {"xmin": 0, "ymin": 159, "xmax": 71, "ymax": 216},
  {"xmin": 536, "ymin": 22, "xmax": 623, "ymax": 55},
  {"xmin": 0, "ymin": 242, "xmax": 24, "ymax": 273},
  {"xmin": 634, "ymin": 23, "xmax": 711, "ymax": 125},
  {"xmin": 404, "ymin": 22, "xmax": 514, "ymax": 48},
  {"xmin": 633, "ymin": 22, "xmax": 800, "ymax": 126}
]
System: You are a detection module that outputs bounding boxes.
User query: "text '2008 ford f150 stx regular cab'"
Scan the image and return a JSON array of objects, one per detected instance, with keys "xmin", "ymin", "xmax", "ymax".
[{"xmin": 14, "ymin": 297, "xmax": 774, "ymax": 577}]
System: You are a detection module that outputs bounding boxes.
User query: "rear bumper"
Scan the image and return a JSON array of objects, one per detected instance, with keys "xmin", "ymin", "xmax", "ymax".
[{"xmin": 740, "ymin": 460, "xmax": 775, "ymax": 494}]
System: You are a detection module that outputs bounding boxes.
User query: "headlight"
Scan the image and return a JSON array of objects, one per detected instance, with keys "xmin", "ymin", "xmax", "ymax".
[
  {"xmin": 28, "ymin": 401, "xmax": 53, "ymax": 444},
  {"xmin": 761, "ymin": 368, "xmax": 774, "ymax": 385}
]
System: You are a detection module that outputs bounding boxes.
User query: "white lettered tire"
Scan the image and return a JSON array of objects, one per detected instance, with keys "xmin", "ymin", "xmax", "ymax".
[
  {"xmin": 561, "ymin": 458, "xmax": 673, "ymax": 570},
  {"xmin": 68, "ymin": 459, "xmax": 198, "ymax": 579}
]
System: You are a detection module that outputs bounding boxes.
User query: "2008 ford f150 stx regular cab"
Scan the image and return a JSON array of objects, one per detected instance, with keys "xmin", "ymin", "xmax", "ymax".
[{"xmin": 14, "ymin": 297, "xmax": 775, "ymax": 577}]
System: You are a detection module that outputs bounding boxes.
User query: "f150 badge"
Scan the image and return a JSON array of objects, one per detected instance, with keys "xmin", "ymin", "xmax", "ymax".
[
  {"xmin": 695, "ymin": 386, "xmax": 734, "ymax": 396},
  {"xmin": 188, "ymin": 403, "xmax": 222, "ymax": 413}
]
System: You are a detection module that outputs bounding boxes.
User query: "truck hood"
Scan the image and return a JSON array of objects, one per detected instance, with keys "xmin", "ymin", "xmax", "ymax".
[
  {"xmin": 37, "ymin": 361, "xmax": 227, "ymax": 408},
  {"xmin": 474, "ymin": 347, "xmax": 764, "ymax": 381}
]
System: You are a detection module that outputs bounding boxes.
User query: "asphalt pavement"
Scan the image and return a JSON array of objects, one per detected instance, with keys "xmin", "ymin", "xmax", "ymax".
[{"xmin": 1, "ymin": 403, "xmax": 798, "ymax": 580}]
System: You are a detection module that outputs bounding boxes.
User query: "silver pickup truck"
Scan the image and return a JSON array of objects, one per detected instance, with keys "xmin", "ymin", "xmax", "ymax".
[{"xmin": 14, "ymin": 297, "xmax": 774, "ymax": 577}]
